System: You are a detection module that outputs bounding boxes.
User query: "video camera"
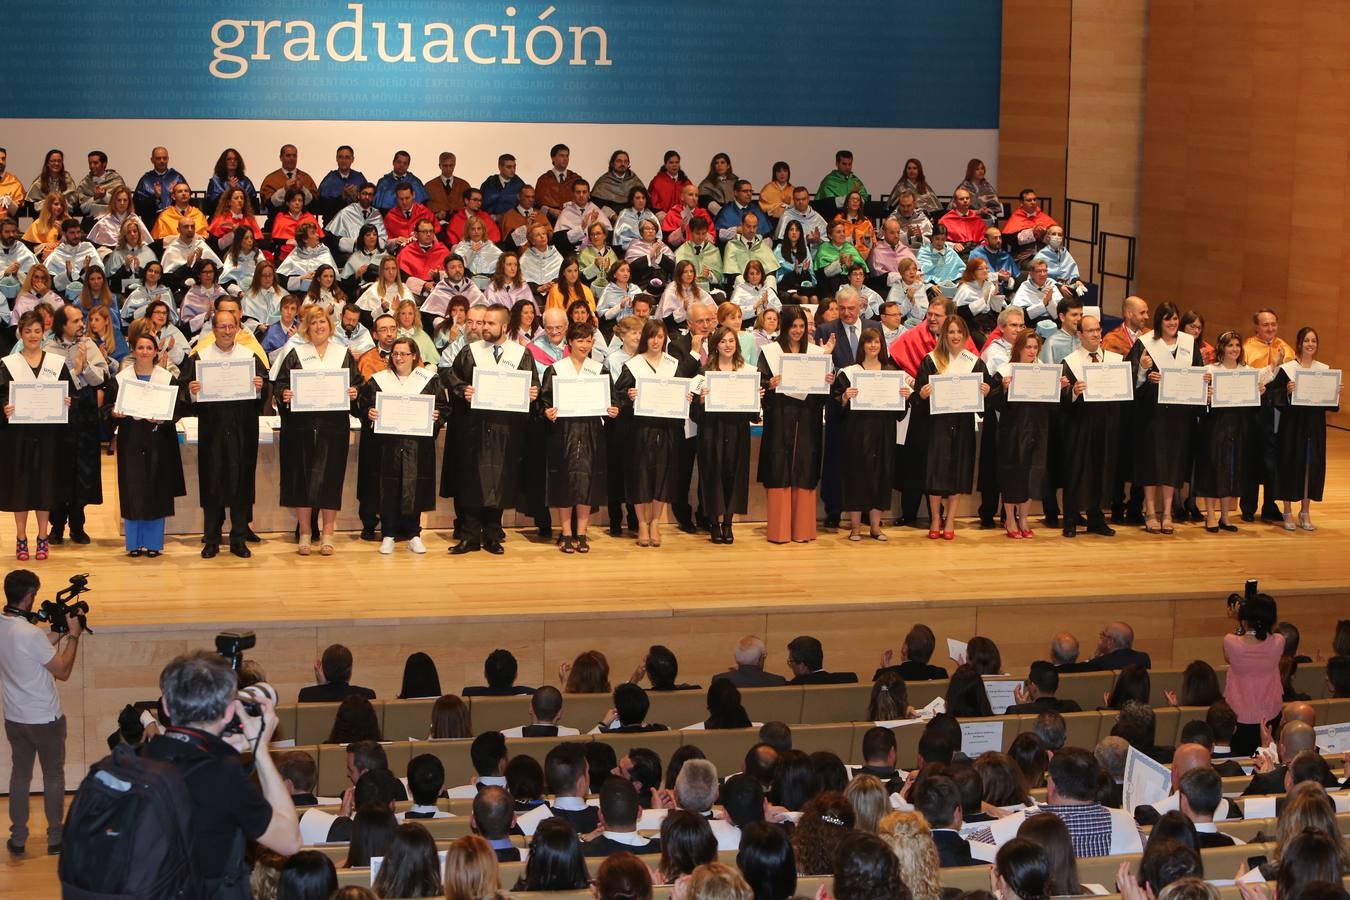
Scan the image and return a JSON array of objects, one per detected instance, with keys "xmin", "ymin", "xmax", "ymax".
[
  {"xmin": 215, "ymin": 631, "xmax": 268, "ymax": 736},
  {"xmin": 2, "ymin": 573, "xmax": 93, "ymax": 634},
  {"xmin": 1226, "ymin": 579, "xmax": 1260, "ymax": 633}
]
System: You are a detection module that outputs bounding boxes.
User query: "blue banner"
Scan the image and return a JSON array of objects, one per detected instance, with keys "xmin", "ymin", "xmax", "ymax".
[{"xmin": 5, "ymin": 1, "xmax": 999, "ymax": 129}]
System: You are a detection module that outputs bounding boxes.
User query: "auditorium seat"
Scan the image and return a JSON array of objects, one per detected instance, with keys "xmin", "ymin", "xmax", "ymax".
[
  {"xmin": 465, "ymin": 694, "xmax": 535, "ymax": 733},
  {"xmin": 295, "ymin": 702, "xmax": 344, "ymax": 745},
  {"xmin": 693, "ymin": 726, "xmax": 762, "ymax": 774},
  {"xmin": 737, "ymin": 685, "xmax": 806, "ymax": 724},
  {"xmin": 554, "ymin": 693, "xmax": 613, "ymax": 731},
  {"xmin": 380, "ymin": 698, "xmax": 437, "ymax": 741},
  {"xmin": 603, "ymin": 727, "xmax": 684, "ymax": 761},
  {"xmin": 646, "ymin": 689, "xmax": 711, "ymax": 729},
  {"xmin": 799, "ymin": 683, "xmax": 872, "ymax": 724},
  {"xmin": 1056, "ymin": 671, "xmax": 1118, "ymax": 711},
  {"xmin": 786, "ymin": 722, "xmax": 859, "ymax": 761}
]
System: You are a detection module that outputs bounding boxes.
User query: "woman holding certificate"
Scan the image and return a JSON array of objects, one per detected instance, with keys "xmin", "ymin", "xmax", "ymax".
[
  {"xmin": 832, "ymin": 327, "xmax": 908, "ymax": 541},
  {"xmin": 612, "ymin": 318, "xmax": 699, "ymax": 547},
  {"xmin": 357, "ymin": 336, "xmax": 443, "ymax": 554},
  {"xmin": 109, "ymin": 333, "xmax": 185, "ymax": 557},
  {"xmin": 1194, "ymin": 331, "xmax": 1261, "ymax": 533},
  {"xmin": 692, "ymin": 325, "xmax": 761, "ymax": 544},
  {"xmin": 274, "ymin": 305, "xmax": 361, "ymax": 556},
  {"xmin": 913, "ymin": 315, "xmax": 989, "ymax": 540},
  {"xmin": 540, "ymin": 321, "xmax": 617, "ymax": 553},
  {"xmin": 0, "ymin": 310, "xmax": 73, "ymax": 561},
  {"xmin": 1270, "ymin": 327, "xmax": 1337, "ymax": 532},
  {"xmin": 757, "ymin": 305, "xmax": 833, "ymax": 544},
  {"xmin": 988, "ymin": 331, "xmax": 1060, "ymax": 539},
  {"xmin": 1125, "ymin": 302, "xmax": 1204, "ymax": 535}
]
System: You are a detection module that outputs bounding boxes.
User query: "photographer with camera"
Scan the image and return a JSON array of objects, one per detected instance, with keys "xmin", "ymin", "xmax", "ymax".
[
  {"xmin": 140, "ymin": 650, "xmax": 301, "ymax": 896},
  {"xmin": 0, "ymin": 569, "xmax": 82, "ymax": 855},
  {"xmin": 1222, "ymin": 584, "xmax": 1285, "ymax": 756}
]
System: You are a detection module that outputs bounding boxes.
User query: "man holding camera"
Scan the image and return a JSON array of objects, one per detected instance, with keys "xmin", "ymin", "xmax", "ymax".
[
  {"xmin": 0, "ymin": 569, "xmax": 83, "ymax": 855},
  {"xmin": 141, "ymin": 651, "xmax": 300, "ymax": 894}
]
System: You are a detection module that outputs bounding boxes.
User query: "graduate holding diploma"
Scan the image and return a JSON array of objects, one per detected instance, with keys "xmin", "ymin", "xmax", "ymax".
[
  {"xmin": 1195, "ymin": 331, "xmax": 1262, "ymax": 533},
  {"xmin": 757, "ymin": 305, "xmax": 833, "ymax": 544},
  {"xmin": 540, "ymin": 321, "xmax": 616, "ymax": 554},
  {"xmin": 989, "ymin": 331, "xmax": 1065, "ymax": 539},
  {"xmin": 1125, "ymin": 302, "xmax": 1205, "ymax": 535},
  {"xmin": 0, "ymin": 310, "xmax": 73, "ymax": 561},
  {"xmin": 1270, "ymin": 326, "xmax": 1338, "ymax": 532},
  {"xmin": 445, "ymin": 304, "xmax": 540, "ymax": 555},
  {"xmin": 273, "ymin": 305, "xmax": 361, "ymax": 557},
  {"xmin": 612, "ymin": 318, "xmax": 700, "ymax": 548},
  {"xmin": 357, "ymin": 337, "xmax": 444, "ymax": 555},
  {"xmin": 832, "ymin": 326, "xmax": 909, "ymax": 541},
  {"xmin": 692, "ymin": 325, "xmax": 762, "ymax": 545},
  {"xmin": 109, "ymin": 333, "xmax": 185, "ymax": 557},
  {"xmin": 913, "ymin": 315, "xmax": 989, "ymax": 540},
  {"xmin": 1060, "ymin": 315, "xmax": 1125, "ymax": 539}
]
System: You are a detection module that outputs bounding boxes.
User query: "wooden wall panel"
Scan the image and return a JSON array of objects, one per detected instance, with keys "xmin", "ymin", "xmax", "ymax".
[{"xmin": 998, "ymin": 0, "xmax": 1071, "ymax": 207}]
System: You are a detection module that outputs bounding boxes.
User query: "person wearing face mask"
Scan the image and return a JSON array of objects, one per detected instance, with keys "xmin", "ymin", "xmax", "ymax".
[{"xmin": 1032, "ymin": 227, "xmax": 1087, "ymax": 298}]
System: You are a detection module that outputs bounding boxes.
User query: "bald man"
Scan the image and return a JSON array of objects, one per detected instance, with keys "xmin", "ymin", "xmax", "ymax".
[
  {"xmin": 1242, "ymin": 720, "xmax": 1329, "ymax": 795},
  {"xmin": 1084, "ymin": 622, "xmax": 1152, "ymax": 671},
  {"xmin": 1133, "ymin": 743, "xmax": 1236, "ymax": 825},
  {"xmin": 1051, "ymin": 632, "xmax": 1095, "ymax": 673}
]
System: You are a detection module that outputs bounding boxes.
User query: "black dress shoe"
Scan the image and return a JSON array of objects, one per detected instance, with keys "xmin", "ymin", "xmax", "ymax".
[
  {"xmin": 128, "ymin": 549, "xmax": 143, "ymax": 558},
  {"xmin": 537, "ymin": 525, "xmax": 553, "ymax": 540},
  {"xmin": 47, "ymin": 843, "xmax": 61, "ymax": 855},
  {"xmin": 46, "ymin": 533, "xmax": 64, "ymax": 545},
  {"xmin": 229, "ymin": 543, "xmax": 252, "ymax": 559},
  {"xmin": 483, "ymin": 540, "xmax": 505, "ymax": 555},
  {"xmin": 201, "ymin": 544, "xmax": 219, "ymax": 559},
  {"xmin": 1044, "ymin": 514, "xmax": 1060, "ymax": 528},
  {"xmin": 608, "ymin": 523, "xmax": 623, "ymax": 537},
  {"xmin": 5, "ymin": 839, "xmax": 23, "ymax": 855},
  {"xmin": 244, "ymin": 528, "xmax": 262, "ymax": 543},
  {"xmin": 1062, "ymin": 523, "xmax": 1077, "ymax": 538},
  {"xmin": 1240, "ymin": 512, "xmax": 1256, "ymax": 522},
  {"xmin": 145, "ymin": 550, "xmax": 161, "ymax": 558},
  {"xmin": 1124, "ymin": 512, "xmax": 1146, "ymax": 526},
  {"xmin": 69, "ymin": 531, "xmax": 91, "ymax": 545},
  {"xmin": 979, "ymin": 517, "xmax": 998, "ymax": 530},
  {"xmin": 449, "ymin": 541, "xmax": 480, "ymax": 555},
  {"xmin": 1087, "ymin": 521, "xmax": 1116, "ymax": 537},
  {"xmin": 677, "ymin": 520, "xmax": 697, "ymax": 535},
  {"xmin": 359, "ymin": 528, "xmax": 379, "ymax": 542}
]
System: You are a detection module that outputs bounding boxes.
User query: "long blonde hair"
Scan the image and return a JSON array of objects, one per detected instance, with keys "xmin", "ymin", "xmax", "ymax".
[
  {"xmin": 1274, "ymin": 782, "xmax": 1350, "ymax": 867},
  {"xmin": 845, "ymin": 775, "xmax": 888, "ymax": 834},
  {"xmin": 878, "ymin": 811, "xmax": 942, "ymax": 900},
  {"xmin": 442, "ymin": 836, "xmax": 502, "ymax": 900}
]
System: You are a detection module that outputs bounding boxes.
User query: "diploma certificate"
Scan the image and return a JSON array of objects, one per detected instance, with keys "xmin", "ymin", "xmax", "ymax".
[
  {"xmin": 114, "ymin": 380, "xmax": 177, "ymax": 421},
  {"xmin": 1292, "ymin": 368, "xmax": 1342, "ymax": 407},
  {"xmin": 195, "ymin": 358, "xmax": 257, "ymax": 403},
  {"xmin": 1007, "ymin": 363, "xmax": 1062, "ymax": 403},
  {"xmin": 1083, "ymin": 362, "xmax": 1133, "ymax": 402},
  {"xmin": 374, "ymin": 393, "xmax": 435, "ymax": 437},
  {"xmin": 553, "ymin": 375, "xmax": 611, "ymax": 418},
  {"xmin": 851, "ymin": 370, "xmax": 906, "ymax": 411},
  {"xmin": 7, "ymin": 382, "xmax": 68, "ymax": 425},
  {"xmin": 290, "ymin": 369, "xmax": 351, "ymax": 413},
  {"xmin": 778, "ymin": 354, "xmax": 831, "ymax": 394},
  {"xmin": 1210, "ymin": 368, "xmax": 1260, "ymax": 408},
  {"xmin": 471, "ymin": 368, "xmax": 532, "ymax": 413},
  {"xmin": 635, "ymin": 377, "xmax": 692, "ymax": 420},
  {"xmin": 1159, "ymin": 368, "xmax": 1208, "ymax": 406},
  {"xmin": 703, "ymin": 371, "xmax": 761, "ymax": 414},
  {"xmin": 929, "ymin": 373, "xmax": 984, "ymax": 415}
]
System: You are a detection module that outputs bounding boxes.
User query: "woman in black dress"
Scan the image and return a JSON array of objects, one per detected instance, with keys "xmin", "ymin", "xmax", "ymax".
[
  {"xmin": 989, "ymin": 330, "xmax": 1061, "ymax": 539},
  {"xmin": 1270, "ymin": 326, "xmax": 1336, "ymax": 532},
  {"xmin": 1126, "ymin": 302, "xmax": 1204, "ymax": 535},
  {"xmin": 757, "ymin": 305, "xmax": 834, "ymax": 544},
  {"xmin": 541, "ymin": 321, "xmax": 617, "ymax": 553},
  {"xmin": 913, "ymin": 314, "xmax": 989, "ymax": 540},
  {"xmin": 357, "ymin": 336, "xmax": 444, "ymax": 555},
  {"xmin": 832, "ymin": 327, "xmax": 909, "ymax": 541},
  {"xmin": 612, "ymin": 318, "xmax": 698, "ymax": 548},
  {"xmin": 692, "ymin": 325, "xmax": 761, "ymax": 544},
  {"xmin": 0, "ymin": 311, "xmax": 74, "ymax": 561},
  {"xmin": 1195, "ymin": 330, "xmax": 1260, "ymax": 533},
  {"xmin": 273, "ymin": 305, "xmax": 361, "ymax": 556}
]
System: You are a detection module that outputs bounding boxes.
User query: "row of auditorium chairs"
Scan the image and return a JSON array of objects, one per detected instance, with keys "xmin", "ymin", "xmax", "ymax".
[
  {"xmin": 284, "ymin": 700, "xmax": 1350, "ymax": 797},
  {"xmin": 273, "ymin": 665, "xmax": 1340, "ymax": 749}
]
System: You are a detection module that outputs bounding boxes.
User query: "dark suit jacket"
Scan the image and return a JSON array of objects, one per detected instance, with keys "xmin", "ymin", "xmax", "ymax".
[
  {"xmin": 291, "ymin": 793, "xmax": 319, "ymax": 808},
  {"xmin": 857, "ymin": 764, "xmax": 905, "ymax": 794},
  {"xmin": 1197, "ymin": 830, "xmax": 1237, "ymax": 848},
  {"xmin": 815, "ymin": 317, "xmax": 881, "ymax": 370},
  {"xmin": 874, "ymin": 661, "xmax": 948, "ymax": 682},
  {"xmin": 931, "ymin": 829, "xmax": 979, "ymax": 867},
  {"xmin": 296, "ymin": 681, "xmax": 377, "ymax": 703},
  {"xmin": 1055, "ymin": 661, "xmax": 1097, "ymax": 673},
  {"xmin": 1102, "ymin": 781, "xmax": 1124, "ymax": 809},
  {"xmin": 1213, "ymin": 759, "xmax": 1247, "ymax": 777},
  {"xmin": 1085, "ymin": 648, "xmax": 1152, "ymax": 670},
  {"xmin": 462, "ymin": 685, "xmax": 535, "ymax": 696},
  {"xmin": 548, "ymin": 803, "xmax": 600, "ymax": 834},
  {"xmin": 1242, "ymin": 764, "xmax": 1339, "ymax": 796},
  {"xmin": 789, "ymin": 670, "xmax": 859, "ymax": 685},
  {"xmin": 581, "ymin": 834, "xmax": 661, "ymax": 857},
  {"xmin": 1005, "ymin": 696, "xmax": 1083, "ymax": 715},
  {"xmin": 715, "ymin": 666, "xmax": 788, "ymax": 688},
  {"xmin": 610, "ymin": 723, "xmax": 669, "ymax": 733}
]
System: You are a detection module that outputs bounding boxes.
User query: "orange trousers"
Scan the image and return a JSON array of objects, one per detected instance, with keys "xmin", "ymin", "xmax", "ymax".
[{"xmin": 765, "ymin": 488, "xmax": 818, "ymax": 543}]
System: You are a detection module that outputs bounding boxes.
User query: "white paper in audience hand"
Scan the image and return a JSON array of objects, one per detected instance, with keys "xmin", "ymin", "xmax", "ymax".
[
  {"xmin": 1314, "ymin": 722, "xmax": 1350, "ymax": 754},
  {"xmin": 1242, "ymin": 796, "xmax": 1277, "ymax": 819},
  {"xmin": 968, "ymin": 839, "xmax": 999, "ymax": 863},
  {"xmin": 918, "ymin": 696, "xmax": 946, "ymax": 719},
  {"xmin": 516, "ymin": 803, "xmax": 554, "ymax": 836},
  {"xmin": 1239, "ymin": 867, "xmax": 1267, "ymax": 884},
  {"xmin": 1122, "ymin": 746, "xmax": 1171, "ymax": 813},
  {"xmin": 981, "ymin": 678, "xmax": 1020, "ymax": 715},
  {"xmin": 959, "ymin": 720, "xmax": 1004, "ymax": 757},
  {"xmin": 987, "ymin": 809, "xmax": 1026, "ymax": 846},
  {"xmin": 947, "ymin": 638, "xmax": 968, "ymax": 664},
  {"xmin": 1082, "ymin": 885, "xmax": 1110, "ymax": 896}
]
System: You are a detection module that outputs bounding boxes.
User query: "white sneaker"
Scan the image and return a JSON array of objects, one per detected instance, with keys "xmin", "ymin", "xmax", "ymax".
[
  {"xmin": 379, "ymin": 537, "xmax": 395, "ymax": 554},
  {"xmin": 408, "ymin": 536, "xmax": 427, "ymax": 554}
]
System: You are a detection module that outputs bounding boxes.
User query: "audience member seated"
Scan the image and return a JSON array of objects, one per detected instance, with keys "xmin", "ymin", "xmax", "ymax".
[
  {"xmin": 974, "ymin": 751, "xmax": 1032, "ymax": 809},
  {"xmin": 424, "ymin": 151, "xmax": 469, "ymax": 221},
  {"xmin": 383, "ymin": 184, "xmax": 438, "ymax": 252},
  {"xmin": 501, "ymin": 686, "xmax": 580, "ymax": 738},
  {"xmin": 554, "ymin": 179, "xmax": 610, "ymax": 252},
  {"xmin": 297, "ymin": 643, "xmax": 376, "ymax": 702},
  {"xmin": 445, "ymin": 187, "xmax": 502, "ymax": 246},
  {"xmin": 594, "ymin": 683, "xmax": 668, "ymax": 734},
  {"xmin": 1033, "ymin": 225, "xmax": 1089, "ymax": 299},
  {"xmin": 1008, "ymin": 732, "xmax": 1050, "ymax": 789},
  {"xmin": 785, "ymin": 635, "xmax": 858, "ymax": 685},
  {"xmin": 541, "ymin": 742, "xmax": 600, "ymax": 833},
  {"xmin": 1011, "ymin": 258, "xmax": 1062, "ymax": 324},
  {"xmin": 470, "ymin": 786, "xmax": 521, "ymax": 862},
  {"xmin": 672, "ymin": 759, "xmax": 741, "ymax": 850},
  {"xmin": 1176, "ymin": 767, "xmax": 1236, "ymax": 847},
  {"xmin": 736, "ymin": 821, "xmax": 797, "ymax": 900},
  {"xmin": 515, "ymin": 818, "xmax": 590, "ymax": 892},
  {"xmin": 1002, "ymin": 188, "xmax": 1058, "ymax": 263},
  {"xmin": 913, "ymin": 774, "xmax": 979, "ymax": 867},
  {"xmin": 371, "ymin": 821, "xmax": 443, "ymax": 898},
  {"xmin": 582, "ymin": 776, "xmax": 659, "ymax": 858},
  {"xmin": 328, "ymin": 183, "xmax": 386, "ymax": 253},
  {"xmin": 701, "ymin": 680, "xmax": 752, "ymax": 730},
  {"xmin": 1038, "ymin": 746, "xmax": 1143, "ymax": 856},
  {"xmin": 994, "ymin": 838, "xmax": 1056, "ymax": 900},
  {"xmin": 343, "ymin": 805, "xmax": 397, "ymax": 868},
  {"xmin": 400, "ymin": 753, "xmax": 450, "ymax": 821},
  {"xmin": 855, "ymin": 726, "xmax": 904, "ymax": 793},
  {"xmin": 562, "ymin": 650, "xmax": 612, "ymax": 694},
  {"xmin": 317, "ymin": 144, "xmax": 368, "ymax": 209},
  {"xmin": 1006, "ymin": 661, "xmax": 1084, "ymax": 714},
  {"xmin": 875, "ymin": 625, "xmax": 949, "ymax": 682},
  {"xmin": 1133, "ymin": 743, "xmax": 1235, "ymax": 826},
  {"xmin": 946, "ymin": 664, "xmax": 994, "ymax": 717},
  {"xmin": 534, "ymin": 144, "xmax": 582, "ymax": 222},
  {"xmin": 1329, "ymin": 654, "xmax": 1350, "ymax": 698},
  {"xmin": 327, "ymin": 695, "xmax": 382, "ymax": 744},
  {"xmin": 505, "ymin": 754, "xmax": 547, "ymax": 813},
  {"xmin": 447, "ymin": 731, "xmax": 508, "ymax": 799},
  {"xmin": 938, "ymin": 188, "xmax": 988, "ymax": 252},
  {"xmin": 1087, "ymin": 621, "xmax": 1153, "ymax": 670},
  {"xmin": 300, "ymin": 761, "xmax": 402, "ymax": 844},
  {"xmin": 396, "ymin": 651, "xmax": 441, "ymax": 700},
  {"xmin": 427, "ymin": 693, "xmax": 471, "ymax": 740},
  {"xmin": 480, "ymin": 153, "xmax": 526, "ymax": 216},
  {"xmin": 277, "ymin": 750, "xmax": 324, "ymax": 808}
]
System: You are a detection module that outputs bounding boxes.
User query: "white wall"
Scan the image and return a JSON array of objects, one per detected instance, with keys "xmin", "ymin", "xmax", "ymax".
[{"xmin": 1, "ymin": 119, "xmax": 996, "ymax": 203}]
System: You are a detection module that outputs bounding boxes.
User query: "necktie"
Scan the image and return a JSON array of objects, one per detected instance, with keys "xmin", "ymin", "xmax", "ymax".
[
  {"xmin": 1090, "ymin": 352, "xmax": 1100, "ymax": 363},
  {"xmin": 847, "ymin": 324, "xmax": 857, "ymax": 356},
  {"xmin": 493, "ymin": 345, "xmax": 502, "ymax": 363}
]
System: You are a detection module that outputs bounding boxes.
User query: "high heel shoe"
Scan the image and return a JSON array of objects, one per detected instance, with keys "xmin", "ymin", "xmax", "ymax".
[
  {"xmin": 559, "ymin": 535, "xmax": 575, "ymax": 553},
  {"xmin": 871, "ymin": 528, "xmax": 887, "ymax": 541},
  {"xmin": 15, "ymin": 539, "xmax": 28, "ymax": 562},
  {"xmin": 927, "ymin": 528, "xmax": 941, "ymax": 540},
  {"xmin": 319, "ymin": 533, "xmax": 335, "ymax": 555},
  {"xmin": 1005, "ymin": 528, "xmax": 1022, "ymax": 539},
  {"xmin": 1282, "ymin": 513, "xmax": 1297, "ymax": 532},
  {"xmin": 1298, "ymin": 513, "xmax": 1316, "ymax": 532},
  {"xmin": 848, "ymin": 529, "xmax": 863, "ymax": 541},
  {"xmin": 722, "ymin": 523, "xmax": 734, "ymax": 544},
  {"xmin": 1218, "ymin": 519, "xmax": 1239, "ymax": 532},
  {"xmin": 1144, "ymin": 516, "xmax": 1161, "ymax": 534},
  {"xmin": 575, "ymin": 535, "xmax": 590, "ymax": 553},
  {"xmin": 297, "ymin": 536, "xmax": 312, "ymax": 556},
  {"xmin": 35, "ymin": 537, "xmax": 49, "ymax": 561},
  {"xmin": 1160, "ymin": 516, "xmax": 1175, "ymax": 535},
  {"xmin": 942, "ymin": 530, "xmax": 955, "ymax": 541}
]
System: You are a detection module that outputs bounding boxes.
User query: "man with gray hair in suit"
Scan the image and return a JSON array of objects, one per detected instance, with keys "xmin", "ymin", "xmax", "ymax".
[{"xmin": 714, "ymin": 636, "xmax": 787, "ymax": 688}]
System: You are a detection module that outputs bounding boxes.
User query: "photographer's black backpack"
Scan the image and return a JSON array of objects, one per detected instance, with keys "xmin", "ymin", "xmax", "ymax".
[{"xmin": 58, "ymin": 743, "xmax": 203, "ymax": 899}]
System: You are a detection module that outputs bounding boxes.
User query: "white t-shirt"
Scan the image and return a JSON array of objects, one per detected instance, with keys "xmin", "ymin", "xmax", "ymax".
[{"xmin": 0, "ymin": 615, "xmax": 61, "ymax": 724}]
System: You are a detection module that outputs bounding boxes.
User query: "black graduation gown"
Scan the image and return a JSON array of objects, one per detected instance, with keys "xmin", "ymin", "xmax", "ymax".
[
  {"xmin": 356, "ymin": 370, "xmax": 445, "ymax": 515},
  {"xmin": 356, "ymin": 351, "xmax": 390, "ymax": 513},
  {"xmin": 1193, "ymin": 369, "xmax": 1255, "ymax": 499},
  {"xmin": 612, "ymin": 354, "xmax": 699, "ymax": 504},
  {"xmin": 178, "ymin": 352, "xmax": 266, "ymax": 508},
  {"xmin": 989, "ymin": 372, "xmax": 1051, "ymax": 504},
  {"xmin": 831, "ymin": 365, "xmax": 905, "ymax": 511},
  {"xmin": 48, "ymin": 346, "xmax": 105, "ymax": 507},
  {"xmin": 690, "ymin": 366, "xmax": 755, "ymax": 517},
  {"xmin": 444, "ymin": 342, "xmax": 539, "ymax": 509},
  {"xmin": 913, "ymin": 355, "xmax": 987, "ymax": 496},
  {"xmin": 108, "ymin": 372, "xmax": 186, "ymax": 520},
  {"xmin": 0, "ymin": 357, "xmax": 74, "ymax": 512},
  {"xmin": 273, "ymin": 345, "xmax": 360, "ymax": 509},
  {"xmin": 1125, "ymin": 338, "xmax": 1204, "ymax": 488},
  {"xmin": 1269, "ymin": 366, "xmax": 1337, "ymax": 502},
  {"xmin": 756, "ymin": 353, "xmax": 825, "ymax": 490},
  {"xmin": 1061, "ymin": 360, "xmax": 1123, "ymax": 511},
  {"xmin": 540, "ymin": 361, "xmax": 610, "ymax": 509}
]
